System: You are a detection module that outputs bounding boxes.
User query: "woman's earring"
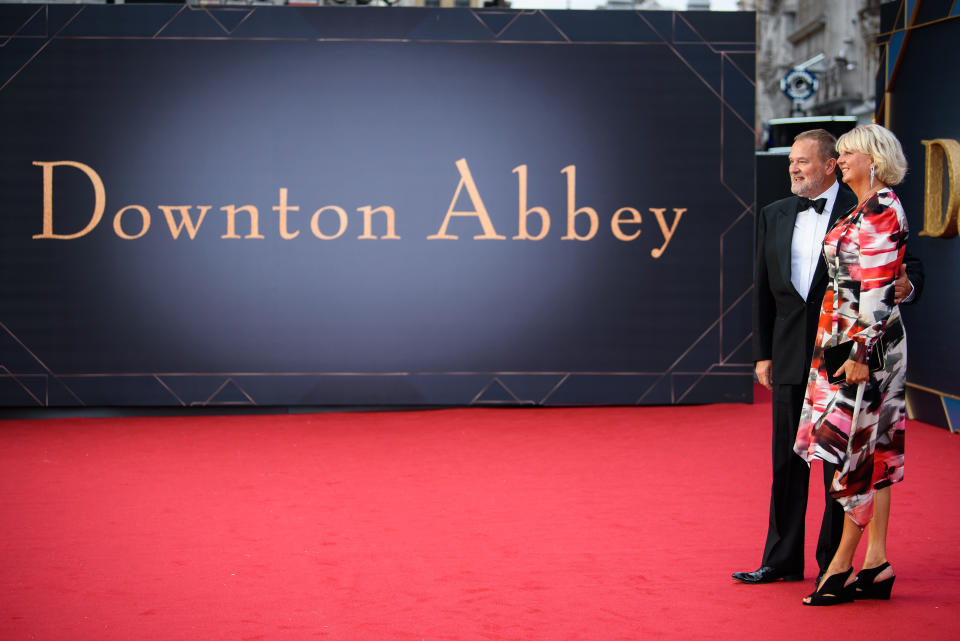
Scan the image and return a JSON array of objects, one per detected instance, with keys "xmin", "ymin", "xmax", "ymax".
[{"xmin": 870, "ymin": 165, "xmax": 876, "ymax": 188}]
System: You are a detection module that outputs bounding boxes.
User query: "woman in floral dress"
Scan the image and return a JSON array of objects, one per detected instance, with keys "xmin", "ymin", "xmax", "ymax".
[{"xmin": 794, "ymin": 124, "xmax": 909, "ymax": 606}]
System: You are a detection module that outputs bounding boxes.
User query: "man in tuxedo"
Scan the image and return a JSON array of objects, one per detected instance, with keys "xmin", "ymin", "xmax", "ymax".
[{"xmin": 733, "ymin": 129, "xmax": 923, "ymax": 585}]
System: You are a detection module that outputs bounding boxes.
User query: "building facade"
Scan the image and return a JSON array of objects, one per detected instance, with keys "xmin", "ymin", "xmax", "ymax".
[{"xmin": 753, "ymin": 0, "xmax": 882, "ymax": 146}]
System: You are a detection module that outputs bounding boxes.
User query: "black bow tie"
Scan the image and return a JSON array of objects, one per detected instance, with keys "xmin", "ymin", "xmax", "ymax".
[{"xmin": 797, "ymin": 197, "xmax": 828, "ymax": 214}]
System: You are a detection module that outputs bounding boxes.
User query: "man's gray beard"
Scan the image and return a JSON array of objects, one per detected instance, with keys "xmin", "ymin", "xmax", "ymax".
[{"xmin": 791, "ymin": 180, "xmax": 819, "ymax": 198}]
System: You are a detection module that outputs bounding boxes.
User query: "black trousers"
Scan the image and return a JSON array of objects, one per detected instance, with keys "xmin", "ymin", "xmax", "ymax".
[{"xmin": 761, "ymin": 382, "xmax": 846, "ymax": 576}]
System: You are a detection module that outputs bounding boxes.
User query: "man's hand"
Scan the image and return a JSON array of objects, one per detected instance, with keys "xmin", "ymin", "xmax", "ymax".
[
  {"xmin": 894, "ymin": 264, "xmax": 913, "ymax": 304},
  {"xmin": 755, "ymin": 360, "xmax": 773, "ymax": 391}
]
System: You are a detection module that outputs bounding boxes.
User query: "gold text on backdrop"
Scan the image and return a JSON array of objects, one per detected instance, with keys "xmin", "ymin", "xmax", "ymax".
[
  {"xmin": 428, "ymin": 158, "xmax": 685, "ymax": 257},
  {"xmin": 919, "ymin": 138, "xmax": 960, "ymax": 239},
  {"xmin": 32, "ymin": 159, "xmax": 686, "ymax": 257}
]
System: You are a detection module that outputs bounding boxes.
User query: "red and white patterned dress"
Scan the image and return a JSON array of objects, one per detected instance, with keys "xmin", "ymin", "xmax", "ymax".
[{"xmin": 794, "ymin": 188, "xmax": 908, "ymax": 527}]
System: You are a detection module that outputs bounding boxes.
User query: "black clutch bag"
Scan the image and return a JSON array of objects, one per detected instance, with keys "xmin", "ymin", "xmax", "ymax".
[{"xmin": 824, "ymin": 338, "xmax": 885, "ymax": 384}]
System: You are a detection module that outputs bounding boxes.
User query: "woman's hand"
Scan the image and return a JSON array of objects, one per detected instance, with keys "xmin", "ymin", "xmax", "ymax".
[{"xmin": 833, "ymin": 359, "xmax": 870, "ymax": 384}]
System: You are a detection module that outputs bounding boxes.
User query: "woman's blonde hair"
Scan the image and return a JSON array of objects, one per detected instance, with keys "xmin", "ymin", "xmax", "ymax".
[{"xmin": 836, "ymin": 124, "xmax": 908, "ymax": 186}]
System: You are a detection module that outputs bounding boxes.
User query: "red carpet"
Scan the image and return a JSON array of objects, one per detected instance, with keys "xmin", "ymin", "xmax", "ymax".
[{"xmin": 2, "ymin": 393, "xmax": 959, "ymax": 640}]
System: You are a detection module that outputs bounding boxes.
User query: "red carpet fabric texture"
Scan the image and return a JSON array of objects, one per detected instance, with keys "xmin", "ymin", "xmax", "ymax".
[{"xmin": 1, "ymin": 398, "xmax": 958, "ymax": 640}]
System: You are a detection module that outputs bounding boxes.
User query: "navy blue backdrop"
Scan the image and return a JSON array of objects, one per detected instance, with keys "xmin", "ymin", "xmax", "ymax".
[
  {"xmin": 0, "ymin": 5, "xmax": 756, "ymax": 408},
  {"xmin": 877, "ymin": 1, "xmax": 960, "ymax": 427}
]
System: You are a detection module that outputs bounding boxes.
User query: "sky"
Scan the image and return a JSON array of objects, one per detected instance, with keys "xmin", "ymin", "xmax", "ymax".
[{"xmin": 508, "ymin": 0, "xmax": 743, "ymax": 10}]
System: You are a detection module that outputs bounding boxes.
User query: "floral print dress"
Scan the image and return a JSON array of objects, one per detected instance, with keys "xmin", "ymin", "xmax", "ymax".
[{"xmin": 794, "ymin": 188, "xmax": 908, "ymax": 527}]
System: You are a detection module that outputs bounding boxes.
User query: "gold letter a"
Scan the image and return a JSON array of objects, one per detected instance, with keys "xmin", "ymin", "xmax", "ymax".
[{"xmin": 428, "ymin": 158, "xmax": 505, "ymax": 240}]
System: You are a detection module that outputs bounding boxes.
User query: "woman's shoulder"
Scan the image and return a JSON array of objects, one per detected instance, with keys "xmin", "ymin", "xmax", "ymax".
[
  {"xmin": 858, "ymin": 188, "xmax": 907, "ymax": 235},
  {"xmin": 861, "ymin": 188, "xmax": 904, "ymax": 216},
  {"xmin": 876, "ymin": 187, "xmax": 901, "ymax": 206}
]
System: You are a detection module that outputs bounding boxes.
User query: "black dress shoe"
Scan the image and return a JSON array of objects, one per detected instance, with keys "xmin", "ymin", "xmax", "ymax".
[{"xmin": 732, "ymin": 566, "xmax": 804, "ymax": 584}]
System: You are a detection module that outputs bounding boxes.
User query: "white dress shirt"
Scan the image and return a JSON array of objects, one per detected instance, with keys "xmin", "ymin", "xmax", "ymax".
[{"xmin": 791, "ymin": 181, "xmax": 840, "ymax": 301}]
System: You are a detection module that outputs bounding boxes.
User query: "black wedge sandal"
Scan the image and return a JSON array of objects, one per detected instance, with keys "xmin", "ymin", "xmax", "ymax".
[
  {"xmin": 803, "ymin": 567, "xmax": 856, "ymax": 606},
  {"xmin": 854, "ymin": 562, "xmax": 895, "ymax": 600}
]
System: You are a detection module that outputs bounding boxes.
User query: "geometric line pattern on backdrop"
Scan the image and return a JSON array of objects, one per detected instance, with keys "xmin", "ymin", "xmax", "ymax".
[
  {"xmin": 154, "ymin": 375, "xmax": 187, "ymax": 406},
  {"xmin": 0, "ymin": 7, "xmax": 755, "ymax": 408},
  {"xmin": 154, "ymin": 7, "xmax": 256, "ymax": 38},
  {"xmin": 638, "ymin": 12, "xmax": 754, "ymax": 132},
  {"xmin": 472, "ymin": 10, "xmax": 521, "ymax": 39},
  {"xmin": 539, "ymin": 374, "xmax": 570, "ymax": 405},
  {"xmin": 875, "ymin": 1, "xmax": 960, "ymax": 126},
  {"xmin": 0, "ymin": 6, "xmax": 84, "ymax": 93},
  {"xmin": 471, "ymin": 377, "xmax": 525, "ymax": 405},
  {"xmin": 200, "ymin": 378, "xmax": 256, "ymax": 407},
  {"xmin": 2, "ymin": 369, "xmax": 766, "ymax": 408},
  {"xmin": 0, "ymin": 7, "xmax": 759, "ymax": 94},
  {"xmin": 0, "ymin": 366, "xmax": 43, "ymax": 406},
  {"xmin": 635, "ymin": 284, "xmax": 754, "ymax": 404},
  {"xmin": 153, "ymin": 6, "xmax": 191, "ymax": 38},
  {"xmin": 205, "ymin": 9, "xmax": 255, "ymax": 36},
  {"xmin": 0, "ymin": 5, "xmax": 43, "ymax": 46},
  {"xmin": 718, "ymin": 203, "xmax": 755, "ymax": 364},
  {"xmin": 630, "ymin": 12, "xmax": 755, "ymax": 403},
  {"xmin": 905, "ymin": 381, "xmax": 960, "ymax": 435},
  {"xmin": 499, "ymin": 10, "xmax": 571, "ymax": 42},
  {"xmin": 0, "ymin": 321, "xmax": 84, "ymax": 406}
]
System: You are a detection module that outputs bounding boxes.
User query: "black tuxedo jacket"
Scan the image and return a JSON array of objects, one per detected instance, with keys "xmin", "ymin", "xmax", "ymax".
[{"xmin": 752, "ymin": 184, "xmax": 924, "ymax": 386}]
